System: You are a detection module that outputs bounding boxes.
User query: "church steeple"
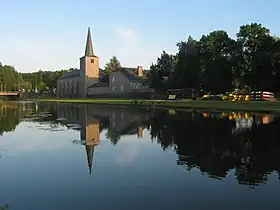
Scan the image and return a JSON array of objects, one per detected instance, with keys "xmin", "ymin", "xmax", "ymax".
[
  {"xmin": 85, "ymin": 144, "xmax": 94, "ymax": 174},
  {"xmin": 85, "ymin": 27, "xmax": 94, "ymax": 56}
]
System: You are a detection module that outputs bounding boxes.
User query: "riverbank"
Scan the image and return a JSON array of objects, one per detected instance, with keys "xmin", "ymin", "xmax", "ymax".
[{"xmin": 24, "ymin": 98, "xmax": 280, "ymax": 112}]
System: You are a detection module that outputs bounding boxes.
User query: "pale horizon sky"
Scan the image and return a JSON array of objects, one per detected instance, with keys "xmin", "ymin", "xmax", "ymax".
[{"xmin": 1, "ymin": 0, "xmax": 280, "ymax": 73}]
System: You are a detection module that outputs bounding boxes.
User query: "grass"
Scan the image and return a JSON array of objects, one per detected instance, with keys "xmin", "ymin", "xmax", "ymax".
[{"xmin": 23, "ymin": 98, "xmax": 280, "ymax": 112}]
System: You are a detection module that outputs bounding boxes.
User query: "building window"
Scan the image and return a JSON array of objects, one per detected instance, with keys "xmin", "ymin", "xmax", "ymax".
[
  {"xmin": 112, "ymin": 77, "xmax": 115, "ymax": 83},
  {"xmin": 112, "ymin": 86, "xmax": 115, "ymax": 91},
  {"xmin": 120, "ymin": 85, "xmax": 123, "ymax": 91},
  {"xmin": 91, "ymin": 59, "xmax": 94, "ymax": 63}
]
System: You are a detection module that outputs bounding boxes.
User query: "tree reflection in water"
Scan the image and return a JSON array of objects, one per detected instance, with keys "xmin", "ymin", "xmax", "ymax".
[
  {"xmin": 1, "ymin": 102, "xmax": 280, "ymax": 188},
  {"xmin": 0, "ymin": 204, "xmax": 8, "ymax": 210},
  {"xmin": 148, "ymin": 110, "xmax": 280, "ymax": 188}
]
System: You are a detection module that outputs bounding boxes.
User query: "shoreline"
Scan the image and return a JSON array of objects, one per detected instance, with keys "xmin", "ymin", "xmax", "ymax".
[{"xmin": 22, "ymin": 98, "xmax": 280, "ymax": 113}]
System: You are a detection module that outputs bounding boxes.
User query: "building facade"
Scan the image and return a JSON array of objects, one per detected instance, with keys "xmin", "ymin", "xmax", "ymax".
[{"xmin": 56, "ymin": 27, "xmax": 152, "ymax": 98}]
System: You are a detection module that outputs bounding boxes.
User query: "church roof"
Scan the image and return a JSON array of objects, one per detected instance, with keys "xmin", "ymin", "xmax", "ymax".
[
  {"xmin": 115, "ymin": 67, "xmax": 147, "ymax": 82},
  {"xmin": 58, "ymin": 68, "xmax": 104, "ymax": 80},
  {"xmin": 86, "ymin": 67, "xmax": 148, "ymax": 88},
  {"xmin": 85, "ymin": 27, "xmax": 94, "ymax": 56},
  {"xmin": 58, "ymin": 69, "xmax": 80, "ymax": 80}
]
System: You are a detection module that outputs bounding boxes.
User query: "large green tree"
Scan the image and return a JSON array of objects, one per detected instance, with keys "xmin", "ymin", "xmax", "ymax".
[
  {"xmin": 149, "ymin": 51, "xmax": 176, "ymax": 90},
  {"xmin": 102, "ymin": 56, "xmax": 122, "ymax": 83},
  {"xmin": 271, "ymin": 38, "xmax": 280, "ymax": 92},
  {"xmin": 0, "ymin": 63, "xmax": 25, "ymax": 91},
  {"xmin": 199, "ymin": 30, "xmax": 237, "ymax": 93},
  {"xmin": 174, "ymin": 36, "xmax": 201, "ymax": 89},
  {"xmin": 237, "ymin": 23, "xmax": 275, "ymax": 91},
  {"xmin": 104, "ymin": 56, "xmax": 121, "ymax": 75}
]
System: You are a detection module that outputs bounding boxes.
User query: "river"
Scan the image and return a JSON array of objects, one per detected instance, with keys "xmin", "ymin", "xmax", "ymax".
[{"xmin": 0, "ymin": 101, "xmax": 280, "ymax": 210}]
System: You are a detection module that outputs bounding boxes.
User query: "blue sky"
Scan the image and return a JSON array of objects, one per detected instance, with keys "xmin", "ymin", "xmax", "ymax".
[{"xmin": 1, "ymin": 0, "xmax": 280, "ymax": 72}]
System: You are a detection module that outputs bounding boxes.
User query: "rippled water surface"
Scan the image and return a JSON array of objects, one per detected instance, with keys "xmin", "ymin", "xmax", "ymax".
[{"xmin": 0, "ymin": 102, "xmax": 280, "ymax": 210}]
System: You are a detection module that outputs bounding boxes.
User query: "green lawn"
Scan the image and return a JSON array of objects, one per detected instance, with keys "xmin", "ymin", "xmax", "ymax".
[{"xmin": 24, "ymin": 98, "xmax": 280, "ymax": 112}]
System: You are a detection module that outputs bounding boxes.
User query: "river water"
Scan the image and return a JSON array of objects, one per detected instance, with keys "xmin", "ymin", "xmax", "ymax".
[{"xmin": 0, "ymin": 102, "xmax": 280, "ymax": 210}]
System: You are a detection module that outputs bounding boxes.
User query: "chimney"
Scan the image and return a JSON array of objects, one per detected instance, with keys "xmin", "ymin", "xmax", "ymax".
[
  {"xmin": 137, "ymin": 126, "xmax": 143, "ymax": 138},
  {"xmin": 137, "ymin": 66, "xmax": 143, "ymax": 77}
]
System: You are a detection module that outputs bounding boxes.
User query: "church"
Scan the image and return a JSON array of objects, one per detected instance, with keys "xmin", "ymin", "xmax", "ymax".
[{"xmin": 56, "ymin": 27, "xmax": 152, "ymax": 98}]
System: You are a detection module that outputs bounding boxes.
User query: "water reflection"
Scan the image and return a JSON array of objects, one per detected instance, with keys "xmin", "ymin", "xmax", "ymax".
[
  {"xmin": 0, "ymin": 103, "xmax": 23, "ymax": 135},
  {"xmin": 52, "ymin": 103, "xmax": 151, "ymax": 174},
  {"xmin": 0, "ymin": 204, "xmax": 8, "ymax": 210},
  {"xmin": 148, "ymin": 109, "xmax": 280, "ymax": 188},
  {"xmin": 1, "ymin": 102, "xmax": 280, "ymax": 189}
]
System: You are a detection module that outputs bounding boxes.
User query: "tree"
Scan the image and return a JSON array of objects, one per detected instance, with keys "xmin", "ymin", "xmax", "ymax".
[
  {"xmin": 37, "ymin": 81, "xmax": 46, "ymax": 91},
  {"xmin": 101, "ymin": 56, "xmax": 122, "ymax": 83},
  {"xmin": 21, "ymin": 81, "xmax": 32, "ymax": 90},
  {"xmin": 199, "ymin": 30, "xmax": 238, "ymax": 93},
  {"xmin": 237, "ymin": 23, "xmax": 275, "ymax": 91},
  {"xmin": 149, "ymin": 51, "xmax": 176, "ymax": 91},
  {"xmin": 21, "ymin": 69, "xmax": 68, "ymax": 91},
  {"xmin": 42, "ymin": 70, "xmax": 65, "ymax": 90},
  {"xmin": 104, "ymin": 56, "xmax": 121, "ymax": 75},
  {"xmin": 0, "ymin": 63, "xmax": 25, "ymax": 91},
  {"xmin": 174, "ymin": 36, "xmax": 201, "ymax": 89},
  {"xmin": 271, "ymin": 39, "xmax": 280, "ymax": 92}
]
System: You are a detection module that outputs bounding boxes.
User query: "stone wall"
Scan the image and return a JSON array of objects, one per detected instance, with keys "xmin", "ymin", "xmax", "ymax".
[
  {"xmin": 87, "ymin": 86, "xmax": 111, "ymax": 95},
  {"xmin": 57, "ymin": 77, "xmax": 79, "ymax": 97}
]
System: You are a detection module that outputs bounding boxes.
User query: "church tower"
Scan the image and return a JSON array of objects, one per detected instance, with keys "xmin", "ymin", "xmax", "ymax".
[
  {"xmin": 80, "ymin": 104, "xmax": 100, "ymax": 174},
  {"xmin": 79, "ymin": 27, "xmax": 100, "ymax": 97}
]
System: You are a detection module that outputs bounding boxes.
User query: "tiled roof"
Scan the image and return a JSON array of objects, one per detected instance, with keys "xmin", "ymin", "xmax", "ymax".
[
  {"xmin": 58, "ymin": 69, "xmax": 80, "ymax": 80},
  {"xmin": 58, "ymin": 68, "xmax": 104, "ymax": 80},
  {"xmin": 57, "ymin": 66, "xmax": 148, "ymax": 83},
  {"xmin": 115, "ymin": 67, "xmax": 147, "ymax": 82},
  {"xmin": 87, "ymin": 83, "xmax": 109, "ymax": 88}
]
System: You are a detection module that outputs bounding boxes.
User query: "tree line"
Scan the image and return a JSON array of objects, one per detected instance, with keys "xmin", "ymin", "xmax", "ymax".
[
  {"xmin": 0, "ymin": 56, "xmax": 123, "ymax": 92},
  {"xmin": 0, "ymin": 62, "xmax": 25, "ymax": 91},
  {"xmin": 21, "ymin": 70, "xmax": 67, "ymax": 91},
  {"xmin": 148, "ymin": 23, "xmax": 280, "ymax": 94},
  {"xmin": 3, "ymin": 23, "xmax": 280, "ymax": 94},
  {"xmin": 0, "ymin": 62, "xmax": 69, "ymax": 92}
]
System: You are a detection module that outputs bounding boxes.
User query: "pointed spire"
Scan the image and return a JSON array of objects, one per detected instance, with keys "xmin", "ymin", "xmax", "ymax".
[
  {"xmin": 85, "ymin": 144, "xmax": 94, "ymax": 174},
  {"xmin": 85, "ymin": 27, "xmax": 94, "ymax": 56}
]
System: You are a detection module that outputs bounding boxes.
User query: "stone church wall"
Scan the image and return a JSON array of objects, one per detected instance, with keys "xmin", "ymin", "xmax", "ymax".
[{"xmin": 87, "ymin": 86, "xmax": 111, "ymax": 95}]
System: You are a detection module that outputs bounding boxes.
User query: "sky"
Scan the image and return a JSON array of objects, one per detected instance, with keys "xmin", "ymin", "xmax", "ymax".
[{"xmin": 1, "ymin": 0, "xmax": 280, "ymax": 73}]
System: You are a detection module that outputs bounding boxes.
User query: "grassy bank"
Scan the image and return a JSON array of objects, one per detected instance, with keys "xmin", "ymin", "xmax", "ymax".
[{"xmin": 24, "ymin": 98, "xmax": 280, "ymax": 112}]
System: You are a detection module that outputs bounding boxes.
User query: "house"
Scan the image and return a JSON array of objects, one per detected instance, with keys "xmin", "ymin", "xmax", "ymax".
[{"xmin": 56, "ymin": 27, "xmax": 152, "ymax": 98}]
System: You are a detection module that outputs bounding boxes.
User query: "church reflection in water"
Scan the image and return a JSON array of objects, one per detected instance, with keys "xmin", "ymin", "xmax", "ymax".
[
  {"xmin": 52, "ymin": 103, "xmax": 152, "ymax": 174},
  {"xmin": 9, "ymin": 102, "xmax": 280, "ymax": 187}
]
